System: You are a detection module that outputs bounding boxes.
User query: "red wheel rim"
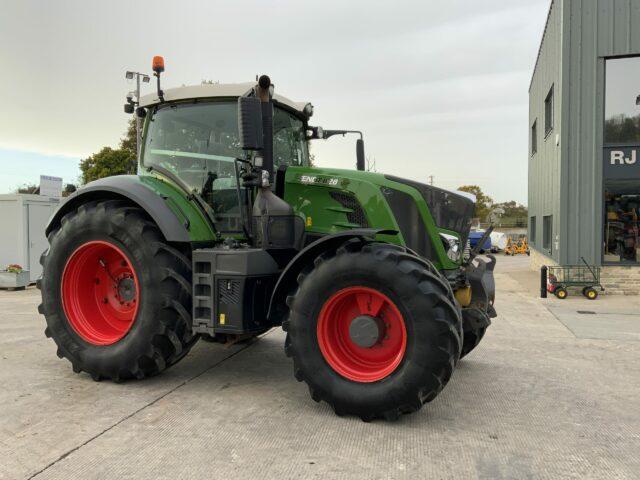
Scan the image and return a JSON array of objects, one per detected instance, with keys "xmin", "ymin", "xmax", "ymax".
[
  {"xmin": 61, "ymin": 240, "xmax": 139, "ymax": 345},
  {"xmin": 317, "ymin": 286, "xmax": 407, "ymax": 383}
]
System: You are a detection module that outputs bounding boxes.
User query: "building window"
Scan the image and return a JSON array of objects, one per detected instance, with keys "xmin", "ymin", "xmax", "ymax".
[
  {"xmin": 543, "ymin": 215, "xmax": 552, "ymax": 251},
  {"xmin": 604, "ymin": 56, "xmax": 640, "ymax": 144},
  {"xmin": 530, "ymin": 216, "xmax": 536, "ymax": 245},
  {"xmin": 544, "ymin": 86, "xmax": 554, "ymax": 136},
  {"xmin": 531, "ymin": 120, "xmax": 537, "ymax": 155},
  {"xmin": 604, "ymin": 180, "xmax": 640, "ymax": 263}
]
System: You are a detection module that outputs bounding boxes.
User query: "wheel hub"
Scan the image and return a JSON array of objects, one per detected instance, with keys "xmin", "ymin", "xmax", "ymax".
[
  {"xmin": 117, "ymin": 277, "xmax": 136, "ymax": 302},
  {"xmin": 349, "ymin": 315, "xmax": 384, "ymax": 348}
]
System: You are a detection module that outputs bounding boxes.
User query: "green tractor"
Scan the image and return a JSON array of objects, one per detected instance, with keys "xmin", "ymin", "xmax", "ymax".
[{"xmin": 38, "ymin": 58, "xmax": 496, "ymax": 421}]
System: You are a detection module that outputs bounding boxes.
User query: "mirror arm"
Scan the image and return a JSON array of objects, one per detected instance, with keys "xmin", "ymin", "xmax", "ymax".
[{"xmin": 308, "ymin": 128, "xmax": 363, "ymax": 141}]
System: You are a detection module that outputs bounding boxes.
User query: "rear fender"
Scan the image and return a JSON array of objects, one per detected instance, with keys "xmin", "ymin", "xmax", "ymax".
[{"xmin": 45, "ymin": 176, "xmax": 192, "ymax": 243}]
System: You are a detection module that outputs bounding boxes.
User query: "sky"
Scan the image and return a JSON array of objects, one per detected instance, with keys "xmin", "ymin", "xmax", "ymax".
[{"xmin": 0, "ymin": 0, "xmax": 550, "ymax": 203}]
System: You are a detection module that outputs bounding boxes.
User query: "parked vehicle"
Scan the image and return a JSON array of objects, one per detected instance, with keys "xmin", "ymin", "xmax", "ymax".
[
  {"xmin": 504, "ymin": 237, "xmax": 530, "ymax": 256},
  {"xmin": 469, "ymin": 230, "xmax": 492, "ymax": 253},
  {"xmin": 37, "ymin": 58, "xmax": 497, "ymax": 421}
]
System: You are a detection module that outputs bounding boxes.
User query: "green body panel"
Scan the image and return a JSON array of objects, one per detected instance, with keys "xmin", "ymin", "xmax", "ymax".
[
  {"xmin": 283, "ymin": 166, "xmax": 459, "ymax": 270},
  {"xmin": 137, "ymin": 172, "xmax": 217, "ymax": 242},
  {"xmin": 136, "ymin": 104, "xmax": 461, "ymax": 269}
]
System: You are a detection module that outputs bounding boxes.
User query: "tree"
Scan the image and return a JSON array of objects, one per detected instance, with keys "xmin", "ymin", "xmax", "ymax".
[
  {"xmin": 16, "ymin": 183, "xmax": 39, "ymax": 194},
  {"xmin": 63, "ymin": 184, "xmax": 77, "ymax": 197},
  {"xmin": 493, "ymin": 200, "xmax": 527, "ymax": 219},
  {"xmin": 79, "ymin": 118, "xmax": 137, "ymax": 184},
  {"xmin": 457, "ymin": 185, "xmax": 494, "ymax": 220},
  {"xmin": 120, "ymin": 117, "xmax": 137, "ymax": 154},
  {"xmin": 80, "ymin": 147, "xmax": 136, "ymax": 184}
]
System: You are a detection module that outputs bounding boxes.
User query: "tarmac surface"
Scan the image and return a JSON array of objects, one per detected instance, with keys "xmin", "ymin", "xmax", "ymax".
[{"xmin": 1, "ymin": 255, "xmax": 639, "ymax": 479}]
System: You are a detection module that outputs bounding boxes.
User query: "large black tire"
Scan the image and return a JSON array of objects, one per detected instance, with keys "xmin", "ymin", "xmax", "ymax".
[
  {"xmin": 459, "ymin": 308, "xmax": 490, "ymax": 359},
  {"xmin": 38, "ymin": 200, "xmax": 197, "ymax": 381},
  {"xmin": 460, "ymin": 326, "xmax": 487, "ymax": 359},
  {"xmin": 283, "ymin": 241, "xmax": 462, "ymax": 421}
]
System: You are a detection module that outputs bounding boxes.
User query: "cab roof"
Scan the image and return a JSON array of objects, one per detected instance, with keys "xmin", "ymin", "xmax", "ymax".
[{"xmin": 139, "ymin": 82, "xmax": 311, "ymax": 118}]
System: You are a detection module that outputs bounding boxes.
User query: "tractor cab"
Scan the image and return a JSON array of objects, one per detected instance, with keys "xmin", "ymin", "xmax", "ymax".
[{"xmin": 139, "ymin": 83, "xmax": 312, "ymax": 234}]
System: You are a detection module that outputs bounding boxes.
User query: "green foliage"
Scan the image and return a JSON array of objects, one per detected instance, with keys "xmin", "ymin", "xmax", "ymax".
[
  {"xmin": 16, "ymin": 183, "xmax": 38, "ymax": 194},
  {"xmin": 457, "ymin": 185, "xmax": 494, "ymax": 220},
  {"xmin": 79, "ymin": 118, "xmax": 137, "ymax": 184},
  {"xmin": 494, "ymin": 200, "xmax": 527, "ymax": 218},
  {"xmin": 80, "ymin": 147, "xmax": 136, "ymax": 184},
  {"xmin": 120, "ymin": 117, "xmax": 137, "ymax": 153},
  {"xmin": 63, "ymin": 183, "xmax": 77, "ymax": 197},
  {"xmin": 604, "ymin": 114, "xmax": 640, "ymax": 143}
]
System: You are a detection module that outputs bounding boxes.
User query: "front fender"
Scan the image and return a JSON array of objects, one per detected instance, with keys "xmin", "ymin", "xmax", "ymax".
[{"xmin": 267, "ymin": 228, "xmax": 397, "ymax": 323}]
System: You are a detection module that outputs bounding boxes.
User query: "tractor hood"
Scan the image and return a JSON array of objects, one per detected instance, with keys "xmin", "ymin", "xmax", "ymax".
[{"xmin": 384, "ymin": 174, "xmax": 476, "ymax": 241}]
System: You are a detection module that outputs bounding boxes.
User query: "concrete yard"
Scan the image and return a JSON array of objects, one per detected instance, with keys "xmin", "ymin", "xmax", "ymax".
[{"xmin": 1, "ymin": 256, "xmax": 639, "ymax": 479}]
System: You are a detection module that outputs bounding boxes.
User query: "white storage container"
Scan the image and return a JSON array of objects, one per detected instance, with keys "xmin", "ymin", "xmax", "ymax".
[
  {"xmin": 490, "ymin": 231, "xmax": 508, "ymax": 251},
  {"xmin": 0, "ymin": 194, "xmax": 61, "ymax": 283}
]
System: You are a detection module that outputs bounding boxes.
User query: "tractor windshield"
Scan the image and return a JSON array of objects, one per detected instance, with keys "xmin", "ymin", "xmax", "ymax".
[{"xmin": 142, "ymin": 100, "xmax": 309, "ymax": 232}]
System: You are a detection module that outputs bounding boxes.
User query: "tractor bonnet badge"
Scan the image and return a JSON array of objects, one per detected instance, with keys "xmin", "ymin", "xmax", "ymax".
[{"xmin": 298, "ymin": 174, "xmax": 339, "ymax": 186}]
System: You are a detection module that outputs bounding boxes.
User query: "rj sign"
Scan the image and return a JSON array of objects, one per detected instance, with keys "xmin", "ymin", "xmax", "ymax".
[
  {"xmin": 603, "ymin": 146, "xmax": 640, "ymax": 179},
  {"xmin": 610, "ymin": 149, "xmax": 637, "ymax": 165}
]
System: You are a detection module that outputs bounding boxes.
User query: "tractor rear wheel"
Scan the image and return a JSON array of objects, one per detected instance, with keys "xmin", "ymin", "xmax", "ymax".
[
  {"xmin": 38, "ymin": 200, "xmax": 197, "ymax": 381},
  {"xmin": 283, "ymin": 242, "xmax": 462, "ymax": 421}
]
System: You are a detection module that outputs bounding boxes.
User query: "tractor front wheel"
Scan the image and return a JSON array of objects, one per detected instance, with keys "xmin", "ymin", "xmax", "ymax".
[
  {"xmin": 38, "ymin": 200, "xmax": 197, "ymax": 381},
  {"xmin": 283, "ymin": 242, "xmax": 462, "ymax": 421}
]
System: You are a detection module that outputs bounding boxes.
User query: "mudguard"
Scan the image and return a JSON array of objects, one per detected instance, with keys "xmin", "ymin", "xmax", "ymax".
[
  {"xmin": 45, "ymin": 175, "xmax": 191, "ymax": 243},
  {"xmin": 267, "ymin": 228, "xmax": 397, "ymax": 323}
]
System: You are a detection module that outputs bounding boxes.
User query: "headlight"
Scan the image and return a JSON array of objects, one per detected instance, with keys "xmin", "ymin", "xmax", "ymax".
[{"xmin": 439, "ymin": 233, "xmax": 461, "ymax": 262}]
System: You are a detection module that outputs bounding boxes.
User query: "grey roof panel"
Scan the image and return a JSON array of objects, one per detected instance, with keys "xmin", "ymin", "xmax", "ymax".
[{"xmin": 139, "ymin": 82, "xmax": 310, "ymax": 116}]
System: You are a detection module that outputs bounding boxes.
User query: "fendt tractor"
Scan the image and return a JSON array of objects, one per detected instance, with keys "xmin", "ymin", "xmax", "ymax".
[{"xmin": 38, "ymin": 57, "xmax": 496, "ymax": 421}]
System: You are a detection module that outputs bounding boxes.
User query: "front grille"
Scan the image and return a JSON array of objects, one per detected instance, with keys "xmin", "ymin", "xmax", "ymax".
[
  {"xmin": 218, "ymin": 279, "xmax": 241, "ymax": 305},
  {"xmin": 381, "ymin": 187, "xmax": 434, "ymax": 259},
  {"xmin": 330, "ymin": 191, "xmax": 369, "ymax": 227}
]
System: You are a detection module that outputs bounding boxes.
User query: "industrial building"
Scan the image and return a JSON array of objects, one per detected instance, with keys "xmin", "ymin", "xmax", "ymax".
[{"xmin": 528, "ymin": 0, "xmax": 640, "ymax": 293}]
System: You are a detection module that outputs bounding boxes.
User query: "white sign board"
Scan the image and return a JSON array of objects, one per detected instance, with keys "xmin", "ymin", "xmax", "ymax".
[{"xmin": 39, "ymin": 175, "xmax": 63, "ymax": 198}]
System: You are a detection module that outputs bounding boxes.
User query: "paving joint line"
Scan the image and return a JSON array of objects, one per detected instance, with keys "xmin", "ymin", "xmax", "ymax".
[{"xmin": 26, "ymin": 329, "xmax": 275, "ymax": 480}]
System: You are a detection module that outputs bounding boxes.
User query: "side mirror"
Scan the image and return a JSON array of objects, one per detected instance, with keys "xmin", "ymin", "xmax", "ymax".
[
  {"xmin": 238, "ymin": 97, "xmax": 264, "ymax": 150},
  {"xmin": 356, "ymin": 138, "xmax": 365, "ymax": 171},
  {"xmin": 124, "ymin": 103, "xmax": 134, "ymax": 114}
]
